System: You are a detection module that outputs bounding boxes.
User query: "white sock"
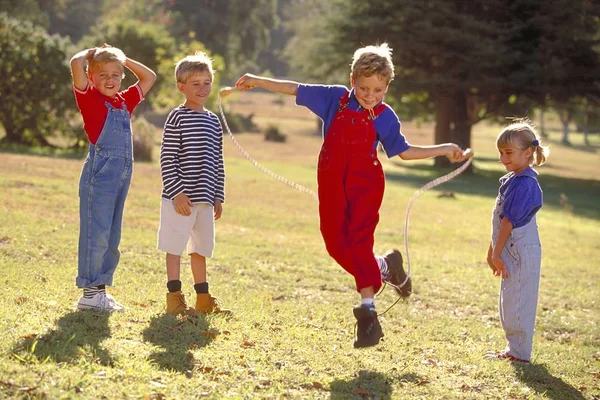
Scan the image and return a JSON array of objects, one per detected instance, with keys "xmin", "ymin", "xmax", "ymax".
[{"xmin": 361, "ymin": 298, "xmax": 375, "ymax": 310}]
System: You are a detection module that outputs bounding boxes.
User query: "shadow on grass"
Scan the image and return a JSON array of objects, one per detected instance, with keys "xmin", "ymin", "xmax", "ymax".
[
  {"xmin": 386, "ymin": 162, "xmax": 600, "ymax": 221},
  {"xmin": 513, "ymin": 363, "xmax": 585, "ymax": 399},
  {"xmin": 142, "ymin": 313, "xmax": 216, "ymax": 373},
  {"xmin": 12, "ymin": 310, "xmax": 113, "ymax": 366},
  {"xmin": 329, "ymin": 370, "xmax": 393, "ymax": 400}
]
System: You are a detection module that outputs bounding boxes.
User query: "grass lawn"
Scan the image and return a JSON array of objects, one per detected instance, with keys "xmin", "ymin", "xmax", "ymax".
[{"xmin": 1, "ymin": 92, "xmax": 599, "ymax": 399}]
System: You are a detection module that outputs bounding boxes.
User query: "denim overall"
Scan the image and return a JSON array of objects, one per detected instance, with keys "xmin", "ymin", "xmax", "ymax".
[
  {"xmin": 491, "ymin": 181, "xmax": 542, "ymax": 361},
  {"xmin": 317, "ymin": 93, "xmax": 386, "ymax": 293},
  {"xmin": 77, "ymin": 102, "xmax": 133, "ymax": 288}
]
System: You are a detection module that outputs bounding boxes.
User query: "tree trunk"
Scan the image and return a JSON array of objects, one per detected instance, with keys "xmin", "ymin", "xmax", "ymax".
[
  {"xmin": 1, "ymin": 121, "xmax": 24, "ymax": 145},
  {"xmin": 451, "ymin": 91, "xmax": 473, "ymax": 173},
  {"xmin": 539, "ymin": 107, "xmax": 547, "ymax": 138},
  {"xmin": 560, "ymin": 111, "xmax": 570, "ymax": 145},
  {"xmin": 583, "ymin": 109, "xmax": 590, "ymax": 146},
  {"xmin": 433, "ymin": 94, "xmax": 453, "ymax": 168}
]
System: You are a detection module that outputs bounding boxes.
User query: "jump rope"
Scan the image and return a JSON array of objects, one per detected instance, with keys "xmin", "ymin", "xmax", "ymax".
[{"xmin": 218, "ymin": 87, "xmax": 474, "ymax": 315}]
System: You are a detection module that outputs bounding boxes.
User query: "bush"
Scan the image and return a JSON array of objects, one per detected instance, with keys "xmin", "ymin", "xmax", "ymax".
[
  {"xmin": 264, "ymin": 124, "xmax": 286, "ymax": 143},
  {"xmin": 132, "ymin": 116, "xmax": 159, "ymax": 161},
  {"xmin": 220, "ymin": 112, "xmax": 259, "ymax": 134}
]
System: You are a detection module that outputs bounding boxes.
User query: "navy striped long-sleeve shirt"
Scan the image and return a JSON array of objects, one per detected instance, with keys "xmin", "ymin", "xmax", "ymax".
[{"xmin": 160, "ymin": 106, "xmax": 225, "ymax": 205}]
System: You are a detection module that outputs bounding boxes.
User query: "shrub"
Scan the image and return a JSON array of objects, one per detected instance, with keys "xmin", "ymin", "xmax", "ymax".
[
  {"xmin": 132, "ymin": 116, "xmax": 159, "ymax": 161},
  {"xmin": 264, "ymin": 124, "xmax": 286, "ymax": 143},
  {"xmin": 220, "ymin": 112, "xmax": 259, "ymax": 134}
]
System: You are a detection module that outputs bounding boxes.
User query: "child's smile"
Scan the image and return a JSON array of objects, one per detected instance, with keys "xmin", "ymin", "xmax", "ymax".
[
  {"xmin": 178, "ymin": 71, "xmax": 213, "ymax": 111},
  {"xmin": 498, "ymin": 146, "xmax": 532, "ymax": 174},
  {"xmin": 90, "ymin": 61, "xmax": 123, "ymax": 98},
  {"xmin": 351, "ymin": 74, "xmax": 389, "ymax": 110}
]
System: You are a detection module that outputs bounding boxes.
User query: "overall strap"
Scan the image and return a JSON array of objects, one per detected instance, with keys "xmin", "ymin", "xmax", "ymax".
[{"xmin": 337, "ymin": 92, "xmax": 351, "ymax": 113}]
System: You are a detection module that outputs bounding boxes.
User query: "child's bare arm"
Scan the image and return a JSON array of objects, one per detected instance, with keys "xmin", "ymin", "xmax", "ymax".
[
  {"xmin": 70, "ymin": 48, "xmax": 95, "ymax": 91},
  {"xmin": 399, "ymin": 143, "xmax": 467, "ymax": 162},
  {"xmin": 235, "ymin": 73, "xmax": 299, "ymax": 96},
  {"xmin": 125, "ymin": 58, "xmax": 157, "ymax": 96}
]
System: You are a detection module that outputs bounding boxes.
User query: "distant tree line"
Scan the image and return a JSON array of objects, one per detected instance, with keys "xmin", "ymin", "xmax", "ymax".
[
  {"xmin": 286, "ymin": 0, "xmax": 600, "ymax": 165},
  {"xmin": 1, "ymin": 0, "xmax": 599, "ymax": 156}
]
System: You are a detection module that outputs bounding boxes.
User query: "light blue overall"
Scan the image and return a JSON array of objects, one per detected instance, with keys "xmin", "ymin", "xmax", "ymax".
[
  {"xmin": 77, "ymin": 102, "xmax": 133, "ymax": 288},
  {"xmin": 491, "ymin": 186, "xmax": 542, "ymax": 361}
]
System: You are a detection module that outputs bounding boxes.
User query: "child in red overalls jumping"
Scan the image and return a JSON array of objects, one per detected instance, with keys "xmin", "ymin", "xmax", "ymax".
[{"xmin": 235, "ymin": 43, "xmax": 468, "ymax": 348}]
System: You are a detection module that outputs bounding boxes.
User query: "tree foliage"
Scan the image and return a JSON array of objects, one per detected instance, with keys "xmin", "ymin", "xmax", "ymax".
[
  {"xmin": 287, "ymin": 0, "xmax": 600, "ymax": 165},
  {"xmin": 0, "ymin": 13, "xmax": 75, "ymax": 146},
  {"xmin": 0, "ymin": 0, "xmax": 49, "ymax": 28},
  {"xmin": 38, "ymin": 0, "xmax": 104, "ymax": 43},
  {"xmin": 162, "ymin": 0, "xmax": 278, "ymax": 79}
]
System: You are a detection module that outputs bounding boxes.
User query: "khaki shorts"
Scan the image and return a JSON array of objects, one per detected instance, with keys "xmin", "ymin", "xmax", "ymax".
[{"xmin": 157, "ymin": 199, "xmax": 215, "ymax": 257}]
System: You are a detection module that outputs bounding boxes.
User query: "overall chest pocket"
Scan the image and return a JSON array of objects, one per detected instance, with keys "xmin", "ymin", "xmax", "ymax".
[
  {"xmin": 111, "ymin": 110, "xmax": 131, "ymax": 135},
  {"xmin": 341, "ymin": 118, "xmax": 371, "ymax": 145}
]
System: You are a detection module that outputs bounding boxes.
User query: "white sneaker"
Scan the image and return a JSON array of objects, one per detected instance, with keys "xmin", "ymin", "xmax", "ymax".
[{"xmin": 77, "ymin": 292, "xmax": 125, "ymax": 312}]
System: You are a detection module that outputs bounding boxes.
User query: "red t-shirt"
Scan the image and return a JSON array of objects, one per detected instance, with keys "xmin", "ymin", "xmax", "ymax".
[{"xmin": 73, "ymin": 84, "xmax": 143, "ymax": 144}]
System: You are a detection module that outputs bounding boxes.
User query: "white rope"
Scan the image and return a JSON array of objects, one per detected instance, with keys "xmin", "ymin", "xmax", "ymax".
[
  {"xmin": 397, "ymin": 153, "xmax": 474, "ymax": 289},
  {"xmin": 218, "ymin": 86, "xmax": 473, "ymax": 290},
  {"xmin": 218, "ymin": 87, "xmax": 318, "ymax": 199}
]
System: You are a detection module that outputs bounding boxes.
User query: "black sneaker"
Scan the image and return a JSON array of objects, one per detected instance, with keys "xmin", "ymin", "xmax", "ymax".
[
  {"xmin": 353, "ymin": 306, "xmax": 384, "ymax": 348},
  {"xmin": 383, "ymin": 249, "xmax": 412, "ymax": 298}
]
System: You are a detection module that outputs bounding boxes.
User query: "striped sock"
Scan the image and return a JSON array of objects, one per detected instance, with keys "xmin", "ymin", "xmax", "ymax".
[
  {"xmin": 376, "ymin": 256, "xmax": 390, "ymax": 280},
  {"xmin": 83, "ymin": 286, "xmax": 106, "ymax": 299}
]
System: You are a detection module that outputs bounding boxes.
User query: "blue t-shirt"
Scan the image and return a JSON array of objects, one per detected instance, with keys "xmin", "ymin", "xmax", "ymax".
[
  {"xmin": 295, "ymin": 84, "xmax": 410, "ymax": 158},
  {"xmin": 498, "ymin": 167, "xmax": 543, "ymax": 228}
]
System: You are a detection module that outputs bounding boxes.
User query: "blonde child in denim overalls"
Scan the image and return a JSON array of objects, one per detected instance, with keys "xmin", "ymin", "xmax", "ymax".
[
  {"xmin": 486, "ymin": 121, "xmax": 550, "ymax": 363},
  {"xmin": 70, "ymin": 46, "xmax": 156, "ymax": 311}
]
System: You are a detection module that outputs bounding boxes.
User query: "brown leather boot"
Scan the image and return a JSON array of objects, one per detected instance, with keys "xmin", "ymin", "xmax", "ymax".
[
  {"xmin": 166, "ymin": 291, "xmax": 192, "ymax": 315},
  {"xmin": 195, "ymin": 293, "xmax": 232, "ymax": 315}
]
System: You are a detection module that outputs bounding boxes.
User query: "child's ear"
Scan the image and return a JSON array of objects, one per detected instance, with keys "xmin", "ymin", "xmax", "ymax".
[
  {"xmin": 350, "ymin": 74, "xmax": 355, "ymax": 88},
  {"xmin": 177, "ymin": 82, "xmax": 185, "ymax": 93}
]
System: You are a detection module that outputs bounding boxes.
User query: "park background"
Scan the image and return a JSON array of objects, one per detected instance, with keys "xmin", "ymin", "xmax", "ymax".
[{"xmin": 1, "ymin": 0, "xmax": 599, "ymax": 399}]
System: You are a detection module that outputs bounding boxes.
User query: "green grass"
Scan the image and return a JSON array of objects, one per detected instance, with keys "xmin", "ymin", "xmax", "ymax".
[{"xmin": 1, "ymin": 106, "xmax": 599, "ymax": 399}]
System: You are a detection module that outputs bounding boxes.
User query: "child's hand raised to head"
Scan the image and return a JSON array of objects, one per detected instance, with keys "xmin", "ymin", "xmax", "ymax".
[{"xmin": 235, "ymin": 73, "xmax": 259, "ymax": 91}]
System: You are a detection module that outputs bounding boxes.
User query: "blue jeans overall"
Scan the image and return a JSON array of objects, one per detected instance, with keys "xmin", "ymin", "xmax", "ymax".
[
  {"xmin": 491, "ymin": 198, "xmax": 542, "ymax": 361},
  {"xmin": 77, "ymin": 102, "xmax": 133, "ymax": 288}
]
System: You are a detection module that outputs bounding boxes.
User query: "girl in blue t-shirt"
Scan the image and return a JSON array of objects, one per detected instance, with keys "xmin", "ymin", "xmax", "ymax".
[{"xmin": 486, "ymin": 121, "xmax": 550, "ymax": 363}]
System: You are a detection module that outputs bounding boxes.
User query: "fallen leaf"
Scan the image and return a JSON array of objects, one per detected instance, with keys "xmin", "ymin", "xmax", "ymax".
[
  {"xmin": 200, "ymin": 331, "xmax": 217, "ymax": 339},
  {"xmin": 242, "ymin": 340, "xmax": 255, "ymax": 347},
  {"xmin": 16, "ymin": 297, "xmax": 29, "ymax": 305},
  {"xmin": 460, "ymin": 384, "xmax": 472, "ymax": 392},
  {"xmin": 311, "ymin": 381, "xmax": 325, "ymax": 389},
  {"xmin": 21, "ymin": 333, "xmax": 38, "ymax": 340}
]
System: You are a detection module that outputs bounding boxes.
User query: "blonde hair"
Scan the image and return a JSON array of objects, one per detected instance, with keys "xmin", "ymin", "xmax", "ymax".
[
  {"xmin": 175, "ymin": 51, "xmax": 214, "ymax": 83},
  {"xmin": 350, "ymin": 43, "xmax": 395, "ymax": 83},
  {"xmin": 87, "ymin": 46, "xmax": 126, "ymax": 77},
  {"xmin": 496, "ymin": 120, "xmax": 550, "ymax": 166}
]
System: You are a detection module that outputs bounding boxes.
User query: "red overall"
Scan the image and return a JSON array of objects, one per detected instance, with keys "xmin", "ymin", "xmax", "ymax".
[{"xmin": 317, "ymin": 92, "xmax": 386, "ymax": 293}]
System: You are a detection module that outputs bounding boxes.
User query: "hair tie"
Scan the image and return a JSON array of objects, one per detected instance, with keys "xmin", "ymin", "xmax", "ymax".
[{"xmin": 532, "ymin": 139, "xmax": 539, "ymax": 146}]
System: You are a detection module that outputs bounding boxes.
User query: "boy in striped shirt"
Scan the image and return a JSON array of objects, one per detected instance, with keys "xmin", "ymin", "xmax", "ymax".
[{"xmin": 158, "ymin": 52, "xmax": 229, "ymax": 315}]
